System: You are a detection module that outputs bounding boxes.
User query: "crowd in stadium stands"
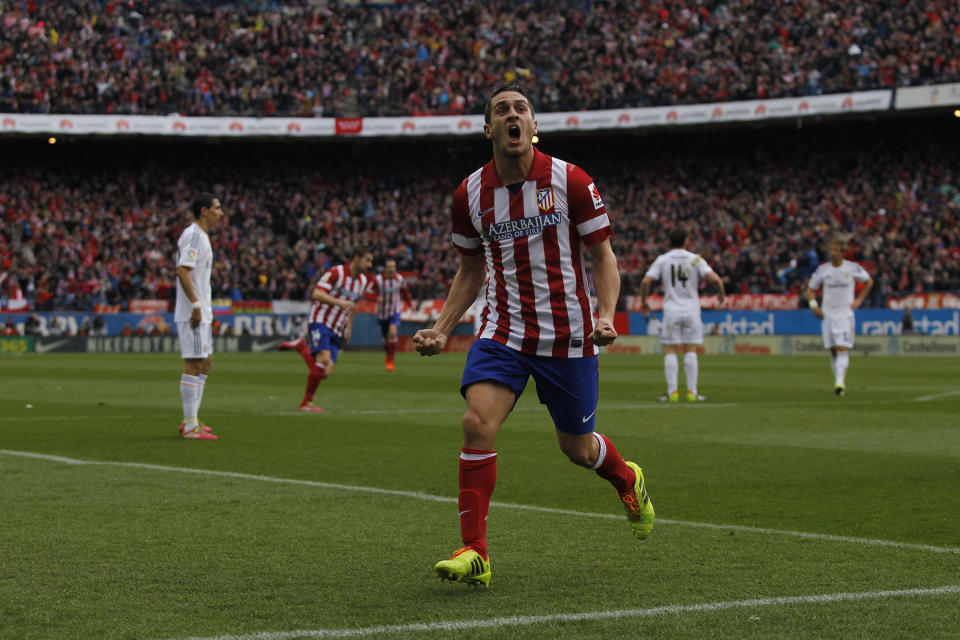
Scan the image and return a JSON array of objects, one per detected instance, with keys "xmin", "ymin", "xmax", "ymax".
[
  {"xmin": 2, "ymin": 121, "xmax": 958, "ymax": 314},
  {"xmin": 1, "ymin": 0, "xmax": 959, "ymax": 118}
]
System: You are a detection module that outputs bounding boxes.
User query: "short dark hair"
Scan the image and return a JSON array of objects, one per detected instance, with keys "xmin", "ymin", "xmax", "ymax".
[
  {"xmin": 669, "ymin": 228, "xmax": 688, "ymax": 248},
  {"xmin": 484, "ymin": 83, "xmax": 534, "ymax": 124},
  {"xmin": 190, "ymin": 193, "xmax": 217, "ymax": 218},
  {"xmin": 351, "ymin": 245, "xmax": 372, "ymax": 259}
]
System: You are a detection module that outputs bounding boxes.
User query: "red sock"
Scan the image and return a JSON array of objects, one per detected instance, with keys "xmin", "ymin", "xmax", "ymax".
[
  {"xmin": 297, "ymin": 344, "xmax": 314, "ymax": 369},
  {"xmin": 458, "ymin": 448, "xmax": 497, "ymax": 559},
  {"xmin": 386, "ymin": 339, "xmax": 396, "ymax": 363},
  {"xmin": 302, "ymin": 363, "xmax": 326, "ymax": 404},
  {"xmin": 592, "ymin": 433, "xmax": 635, "ymax": 495}
]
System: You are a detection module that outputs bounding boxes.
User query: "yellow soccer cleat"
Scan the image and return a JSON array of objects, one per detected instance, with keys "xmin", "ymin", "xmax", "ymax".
[
  {"xmin": 621, "ymin": 461, "xmax": 655, "ymax": 540},
  {"xmin": 686, "ymin": 391, "xmax": 707, "ymax": 402},
  {"xmin": 435, "ymin": 547, "xmax": 491, "ymax": 588}
]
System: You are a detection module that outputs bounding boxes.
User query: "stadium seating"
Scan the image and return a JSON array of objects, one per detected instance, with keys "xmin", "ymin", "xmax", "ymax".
[
  {"xmin": 0, "ymin": 0, "xmax": 957, "ymax": 117},
  {"xmin": 1, "ymin": 2, "xmax": 957, "ymax": 312},
  {"xmin": 1, "ymin": 119, "xmax": 957, "ymax": 311}
]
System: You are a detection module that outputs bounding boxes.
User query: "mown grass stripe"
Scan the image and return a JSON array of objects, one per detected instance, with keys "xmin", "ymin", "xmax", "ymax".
[
  {"xmin": 168, "ymin": 585, "xmax": 960, "ymax": 640},
  {"xmin": 3, "ymin": 449, "xmax": 957, "ymax": 556}
]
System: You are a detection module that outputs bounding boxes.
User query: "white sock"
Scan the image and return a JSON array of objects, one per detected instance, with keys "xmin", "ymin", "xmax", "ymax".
[
  {"xmin": 683, "ymin": 352, "xmax": 699, "ymax": 394},
  {"xmin": 664, "ymin": 353, "xmax": 679, "ymax": 394},
  {"xmin": 195, "ymin": 374, "xmax": 207, "ymax": 421},
  {"xmin": 835, "ymin": 351, "xmax": 849, "ymax": 386},
  {"xmin": 180, "ymin": 374, "xmax": 200, "ymax": 427},
  {"xmin": 590, "ymin": 432, "xmax": 607, "ymax": 470},
  {"xmin": 830, "ymin": 354, "xmax": 837, "ymax": 380}
]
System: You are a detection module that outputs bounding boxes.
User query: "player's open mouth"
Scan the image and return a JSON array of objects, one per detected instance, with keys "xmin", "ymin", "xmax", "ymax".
[{"xmin": 507, "ymin": 125, "xmax": 521, "ymax": 142}]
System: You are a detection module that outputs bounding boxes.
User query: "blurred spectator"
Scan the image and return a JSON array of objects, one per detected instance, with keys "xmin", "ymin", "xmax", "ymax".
[
  {"xmin": 901, "ymin": 308, "xmax": 916, "ymax": 334},
  {"xmin": 2, "ymin": 316, "xmax": 18, "ymax": 335},
  {"xmin": 24, "ymin": 312, "xmax": 41, "ymax": 335},
  {"xmin": 0, "ymin": 119, "xmax": 957, "ymax": 309},
  {"xmin": 0, "ymin": 0, "xmax": 957, "ymax": 118}
]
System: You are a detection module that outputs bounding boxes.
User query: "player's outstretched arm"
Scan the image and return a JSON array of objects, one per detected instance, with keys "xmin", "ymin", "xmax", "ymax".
[
  {"xmin": 413, "ymin": 253, "xmax": 485, "ymax": 356},
  {"xmin": 706, "ymin": 271, "xmax": 726, "ymax": 304},
  {"xmin": 176, "ymin": 265, "xmax": 202, "ymax": 328},
  {"xmin": 313, "ymin": 287, "xmax": 356, "ymax": 314},
  {"xmin": 805, "ymin": 286, "xmax": 824, "ymax": 319},
  {"xmin": 852, "ymin": 277, "xmax": 874, "ymax": 310},
  {"xmin": 587, "ymin": 239, "xmax": 619, "ymax": 346},
  {"xmin": 639, "ymin": 275, "xmax": 655, "ymax": 317}
]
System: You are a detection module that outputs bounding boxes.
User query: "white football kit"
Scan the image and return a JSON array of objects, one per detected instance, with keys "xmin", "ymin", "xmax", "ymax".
[
  {"xmin": 808, "ymin": 260, "xmax": 871, "ymax": 349},
  {"xmin": 175, "ymin": 222, "xmax": 214, "ymax": 359},
  {"xmin": 645, "ymin": 248, "xmax": 714, "ymax": 344}
]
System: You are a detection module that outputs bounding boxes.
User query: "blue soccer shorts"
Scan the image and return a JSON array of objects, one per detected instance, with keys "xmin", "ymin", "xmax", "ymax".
[
  {"xmin": 460, "ymin": 338, "xmax": 599, "ymax": 435},
  {"xmin": 379, "ymin": 313, "xmax": 401, "ymax": 338},
  {"xmin": 307, "ymin": 322, "xmax": 342, "ymax": 363}
]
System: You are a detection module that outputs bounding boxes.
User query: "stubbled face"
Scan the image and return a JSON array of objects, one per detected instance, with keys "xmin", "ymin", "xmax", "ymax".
[
  {"xmin": 203, "ymin": 198, "xmax": 224, "ymax": 228},
  {"xmin": 384, "ymin": 260, "xmax": 397, "ymax": 278},
  {"xmin": 485, "ymin": 91, "xmax": 537, "ymax": 158},
  {"xmin": 355, "ymin": 253, "xmax": 374, "ymax": 273},
  {"xmin": 829, "ymin": 242, "xmax": 845, "ymax": 264}
]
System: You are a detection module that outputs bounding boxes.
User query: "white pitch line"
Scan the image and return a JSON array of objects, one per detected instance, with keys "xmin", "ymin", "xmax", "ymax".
[
  {"xmin": 2, "ymin": 449, "xmax": 958, "ymax": 556},
  {"xmin": 168, "ymin": 585, "xmax": 960, "ymax": 640},
  {"xmin": 914, "ymin": 389, "xmax": 960, "ymax": 403}
]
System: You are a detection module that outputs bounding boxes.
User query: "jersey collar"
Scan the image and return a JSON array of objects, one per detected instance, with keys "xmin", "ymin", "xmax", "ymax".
[{"xmin": 483, "ymin": 148, "xmax": 552, "ymax": 188}]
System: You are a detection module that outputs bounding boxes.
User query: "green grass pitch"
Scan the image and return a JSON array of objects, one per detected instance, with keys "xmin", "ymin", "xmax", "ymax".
[{"xmin": 1, "ymin": 350, "xmax": 959, "ymax": 639}]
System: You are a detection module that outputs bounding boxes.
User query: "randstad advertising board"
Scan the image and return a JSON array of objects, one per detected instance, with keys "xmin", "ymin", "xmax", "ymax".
[
  {"xmin": 606, "ymin": 335, "xmax": 960, "ymax": 357},
  {"xmin": 630, "ymin": 310, "xmax": 960, "ymax": 336},
  {"xmin": 4, "ymin": 310, "xmax": 960, "ymax": 340}
]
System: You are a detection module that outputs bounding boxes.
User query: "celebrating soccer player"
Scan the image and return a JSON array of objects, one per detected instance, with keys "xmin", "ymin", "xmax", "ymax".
[
  {"xmin": 281, "ymin": 247, "xmax": 373, "ymax": 412},
  {"xmin": 413, "ymin": 83, "xmax": 654, "ymax": 588},
  {"xmin": 367, "ymin": 258, "xmax": 413, "ymax": 371}
]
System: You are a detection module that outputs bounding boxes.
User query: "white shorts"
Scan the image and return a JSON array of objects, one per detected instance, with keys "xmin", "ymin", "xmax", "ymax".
[
  {"xmin": 178, "ymin": 322, "xmax": 213, "ymax": 359},
  {"xmin": 660, "ymin": 312, "xmax": 704, "ymax": 345},
  {"xmin": 821, "ymin": 314, "xmax": 855, "ymax": 349}
]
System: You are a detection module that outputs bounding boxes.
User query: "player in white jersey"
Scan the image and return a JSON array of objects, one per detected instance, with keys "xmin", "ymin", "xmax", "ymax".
[
  {"xmin": 174, "ymin": 193, "xmax": 224, "ymax": 440},
  {"xmin": 640, "ymin": 228, "xmax": 725, "ymax": 403},
  {"xmin": 806, "ymin": 236, "xmax": 873, "ymax": 396}
]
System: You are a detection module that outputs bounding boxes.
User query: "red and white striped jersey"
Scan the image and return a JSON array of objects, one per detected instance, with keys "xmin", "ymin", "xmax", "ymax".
[
  {"xmin": 451, "ymin": 148, "xmax": 613, "ymax": 358},
  {"xmin": 309, "ymin": 264, "xmax": 369, "ymax": 337},
  {"xmin": 368, "ymin": 272, "xmax": 412, "ymax": 320}
]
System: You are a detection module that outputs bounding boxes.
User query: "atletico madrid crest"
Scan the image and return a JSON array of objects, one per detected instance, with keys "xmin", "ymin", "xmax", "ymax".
[{"xmin": 537, "ymin": 187, "xmax": 555, "ymax": 211}]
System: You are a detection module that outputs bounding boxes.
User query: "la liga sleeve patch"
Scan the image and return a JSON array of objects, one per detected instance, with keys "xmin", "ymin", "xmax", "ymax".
[{"xmin": 588, "ymin": 182, "xmax": 604, "ymax": 210}]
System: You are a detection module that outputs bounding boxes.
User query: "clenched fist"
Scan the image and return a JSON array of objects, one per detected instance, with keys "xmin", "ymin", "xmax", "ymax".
[{"xmin": 412, "ymin": 328, "xmax": 447, "ymax": 355}]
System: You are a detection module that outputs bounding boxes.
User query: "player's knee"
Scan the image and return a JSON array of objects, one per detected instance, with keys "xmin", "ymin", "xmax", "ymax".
[
  {"xmin": 559, "ymin": 442, "xmax": 594, "ymax": 467},
  {"xmin": 461, "ymin": 409, "xmax": 484, "ymax": 435},
  {"xmin": 461, "ymin": 409, "xmax": 497, "ymax": 447}
]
